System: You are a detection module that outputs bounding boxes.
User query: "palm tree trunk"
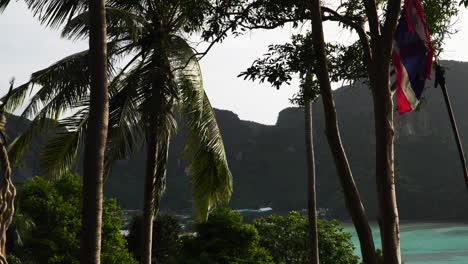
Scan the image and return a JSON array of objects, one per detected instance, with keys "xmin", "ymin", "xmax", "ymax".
[
  {"xmin": 80, "ymin": 0, "xmax": 108, "ymax": 263},
  {"xmin": 308, "ymin": 1, "xmax": 377, "ymax": 264},
  {"xmin": 143, "ymin": 134, "xmax": 158, "ymax": 264},
  {"xmin": 305, "ymin": 100, "xmax": 319, "ymax": 264},
  {"xmin": 142, "ymin": 132, "xmax": 170, "ymax": 264},
  {"xmin": 372, "ymin": 64, "xmax": 400, "ymax": 264}
]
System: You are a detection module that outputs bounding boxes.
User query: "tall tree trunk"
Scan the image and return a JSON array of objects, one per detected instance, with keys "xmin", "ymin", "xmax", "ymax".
[
  {"xmin": 142, "ymin": 131, "xmax": 170, "ymax": 264},
  {"xmin": 305, "ymin": 100, "xmax": 319, "ymax": 264},
  {"xmin": 361, "ymin": 2, "xmax": 401, "ymax": 261},
  {"xmin": 371, "ymin": 62, "xmax": 401, "ymax": 264},
  {"xmin": 80, "ymin": 0, "xmax": 108, "ymax": 263},
  {"xmin": 0, "ymin": 113, "xmax": 15, "ymax": 264},
  {"xmin": 309, "ymin": 1, "xmax": 377, "ymax": 264},
  {"xmin": 142, "ymin": 47, "xmax": 172, "ymax": 263},
  {"xmin": 142, "ymin": 135, "xmax": 158, "ymax": 264}
]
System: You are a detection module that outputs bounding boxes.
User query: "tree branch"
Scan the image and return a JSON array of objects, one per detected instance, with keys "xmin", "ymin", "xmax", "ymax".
[
  {"xmin": 322, "ymin": 7, "xmax": 372, "ymax": 65},
  {"xmin": 362, "ymin": 0, "xmax": 381, "ymax": 42},
  {"xmin": 170, "ymin": 28, "xmax": 226, "ymax": 73},
  {"xmin": 382, "ymin": 0, "xmax": 403, "ymax": 51},
  {"xmin": 238, "ymin": 18, "xmax": 304, "ymax": 30}
]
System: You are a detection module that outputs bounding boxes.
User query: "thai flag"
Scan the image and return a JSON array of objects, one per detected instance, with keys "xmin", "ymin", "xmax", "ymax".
[{"xmin": 392, "ymin": 0, "xmax": 434, "ymax": 114}]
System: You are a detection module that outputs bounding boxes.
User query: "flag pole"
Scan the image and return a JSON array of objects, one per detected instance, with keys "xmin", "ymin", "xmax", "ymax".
[{"xmin": 434, "ymin": 63, "xmax": 468, "ymax": 192}]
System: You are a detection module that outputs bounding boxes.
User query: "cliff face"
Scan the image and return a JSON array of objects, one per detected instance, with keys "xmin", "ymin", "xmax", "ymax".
[{"xmin": 8, "ymin": 60, "xmax": 468, "ymax": 220}]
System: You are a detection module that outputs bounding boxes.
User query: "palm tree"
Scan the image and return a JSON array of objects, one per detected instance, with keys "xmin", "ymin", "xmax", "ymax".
[
  {"xmin": 1, "ymin": 1, "xmax": 109, "ymax": 262},
  {"xmin": 4, "ymin": 1, "xmax": 232, "ymax": 263}
]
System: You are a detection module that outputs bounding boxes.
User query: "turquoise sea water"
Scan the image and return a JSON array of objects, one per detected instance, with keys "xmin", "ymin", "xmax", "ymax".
[{"xmin": 343, "ymin": 223, "xmax": 468, "ymax": 264}]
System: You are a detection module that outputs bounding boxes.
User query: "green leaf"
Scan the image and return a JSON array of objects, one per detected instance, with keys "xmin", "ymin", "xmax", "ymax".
[
  {"xmin": 62, "ymin": 7, "xmax": 147, "ymax": 43},
  {"xmin": 24, "ymin": 0, "xmax": 87, "ymax": 28},
  {"xmin": 39, "ymin": 108, "xmax": 89, "ymax": 180},
  {"xmin": 179, "ymin": 57, "xmax": 233, "ymax": 222}
]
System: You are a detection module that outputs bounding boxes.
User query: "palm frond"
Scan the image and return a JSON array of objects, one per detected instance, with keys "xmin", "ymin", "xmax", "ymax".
[
  {"xmin": 107, "ymin": 0, "xmax": 145, "ymax": 13},
  {"xmin": 8, "ymin": 89, "xmax": 87, "ymax": 168},
  {"xmin": 7, "ymin": 109, "xmax": 57, "ymax": 166},
  {"xmin": 8, "ymin": 125, "xmax": 35, "ymax": 167},
  {"xmin": 19, "ymin": 50, "xmax": 90, "ymax": 121},
  {"xmin": 167, "ymin": 35, "xmax": 232, "ymax": 221},
  {"xmin": 2, "ymin": 82, "xmax": 33, "ymax": 114},
  {"xmin": 104, "ymin": 65, "xmax": 146, "ymax": 177},
  {"xmin": 146, "ymin": 104, "xmax": 178, "ymax": 212},
  {"xmin": 24, "ymin": 0, "xmax": 87, "ymax": 28},
  {"xmin": 62, "ymin": 7, "xmax": 146, "ymax": 43},
  {"xmin": 138, "ymin": 91, "xmax": 177, "ymax": 216},
  {"xmin": 134, "ymin": 52, "xmax": 180, "ymax": 117},
  {"xmin": 15, "ymin": 43, "xmax": 119, "ymax": 122},
  {"xmin": 0, "ymin": 0, "xmax": 11, "ymax": 12},
  {"xmin": 7, "ymin": 45, "xmax": 114, "ymax": 167},
  {"xmin": 168, "ymin": 35, "xmax": 199, "ymax": 74},
  {"xmin": 39, "ymin": 107, "xmax": 88, "ymax": 179},
  {"xmin": 7, "ymin": 46, "xmax": 133, "ymax": 181},
  {"xmin": 151, "ymin": 133, "xmax": 170, "ymax": 215},
  {"xmin": 179, "ymin": 63, "xmax": 232, "ymax": 222}
]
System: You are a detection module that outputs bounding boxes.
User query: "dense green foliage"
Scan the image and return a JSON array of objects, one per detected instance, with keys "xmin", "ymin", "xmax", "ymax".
[
  {"xmin": 253, "ymin": 211, "xmax": 359, "ymax": 264},
  {"xmin": 177, "ymin": 208, "xmax": 274, "ymax": 264},
  {"xmin": 126, "ymin": 214, "xmax": 182, "ymax": 263},
  {"xmin": 8, "ymin": 173, "xmax": 137, "ymax": 264},
  {"xmin": 174, "ymin": 208, "xmax": 359, "ymax": 264}
]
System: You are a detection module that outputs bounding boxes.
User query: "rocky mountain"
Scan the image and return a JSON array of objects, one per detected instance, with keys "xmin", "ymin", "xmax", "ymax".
[{"xmin": 7, "ymin": 60, "xmax": 468, "ymax": 221}]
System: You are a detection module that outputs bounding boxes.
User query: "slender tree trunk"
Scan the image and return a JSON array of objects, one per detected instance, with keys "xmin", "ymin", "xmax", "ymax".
[
  {"xmin": 361, "ymin": 2, "xmax": 401, "ymax": 261},
  {"xmin": 142, "ymin": 47, "xmax": 172, "ymax": 263},
  {"xmin": 371, "ymin": 62, "xmax": 401, "ymax": 264},
  {"xmin": 309, "ymin": 1, "xmax": 377, "ymax": 264},
  {"xmin": 142, "ymin": 131, "xmax": 170, "ymax": 264},
  {"xmin": 80, "ymin": 0, "xmax": 108, "ymax": 263},
  {"xmin": 142, "ymin": 135, "xmax": 158, "ymax": 264},
  {"xmin": 305, "ymin": 100, "xmax": 319, "ymax": 264},
  {"xmin": 0, "ymin": 117, "xmax": 15, "ymax": 264}
]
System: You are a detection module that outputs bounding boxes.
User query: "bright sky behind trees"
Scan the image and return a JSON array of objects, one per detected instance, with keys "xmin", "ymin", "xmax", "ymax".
[{"xmin": 0, "ymin": 1, "xmax": 467, "ymax": 124}]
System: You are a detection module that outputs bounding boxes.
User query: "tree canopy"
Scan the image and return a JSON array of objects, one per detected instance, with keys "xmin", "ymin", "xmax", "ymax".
[
  {"xmin": 177, "ymin": 208, "xmax": 274, "ymax": 264},
  {"xmin": 253, "ymin": 211, "xmax": 359, "ymax": 264},
  {"xmin": 4, "ymin": 0, "xmax": 233, "ymax": 221}
]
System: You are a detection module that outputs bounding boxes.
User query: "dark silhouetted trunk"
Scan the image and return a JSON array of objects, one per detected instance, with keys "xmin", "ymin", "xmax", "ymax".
[
  {"xmin": 80, "ymin": 0, "xmax": 108, "ymax": 263},
  {"xmin": 309, "ymin": 1, "xmax": 377, "ymax": 263},
  {"xmin": 305, "ymin": 101, "xmax": 319, "ymax": 264},
  {"xmin": 141, "ymin": 46, "xmax": 173, "ymax": 264},
  {"xmin": 142, "ymin": 130, "xmax": 170, "ymax": 264},
  {"xmin": 142, "ymin": 135, "xmax": 157, "ymax": 264}
]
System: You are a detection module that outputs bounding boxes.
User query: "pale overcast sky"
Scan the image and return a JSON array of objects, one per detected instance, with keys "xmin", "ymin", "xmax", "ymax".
[{"xmin": 0, "ymin": 2, "xmax": 467, "ymax": 125}]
